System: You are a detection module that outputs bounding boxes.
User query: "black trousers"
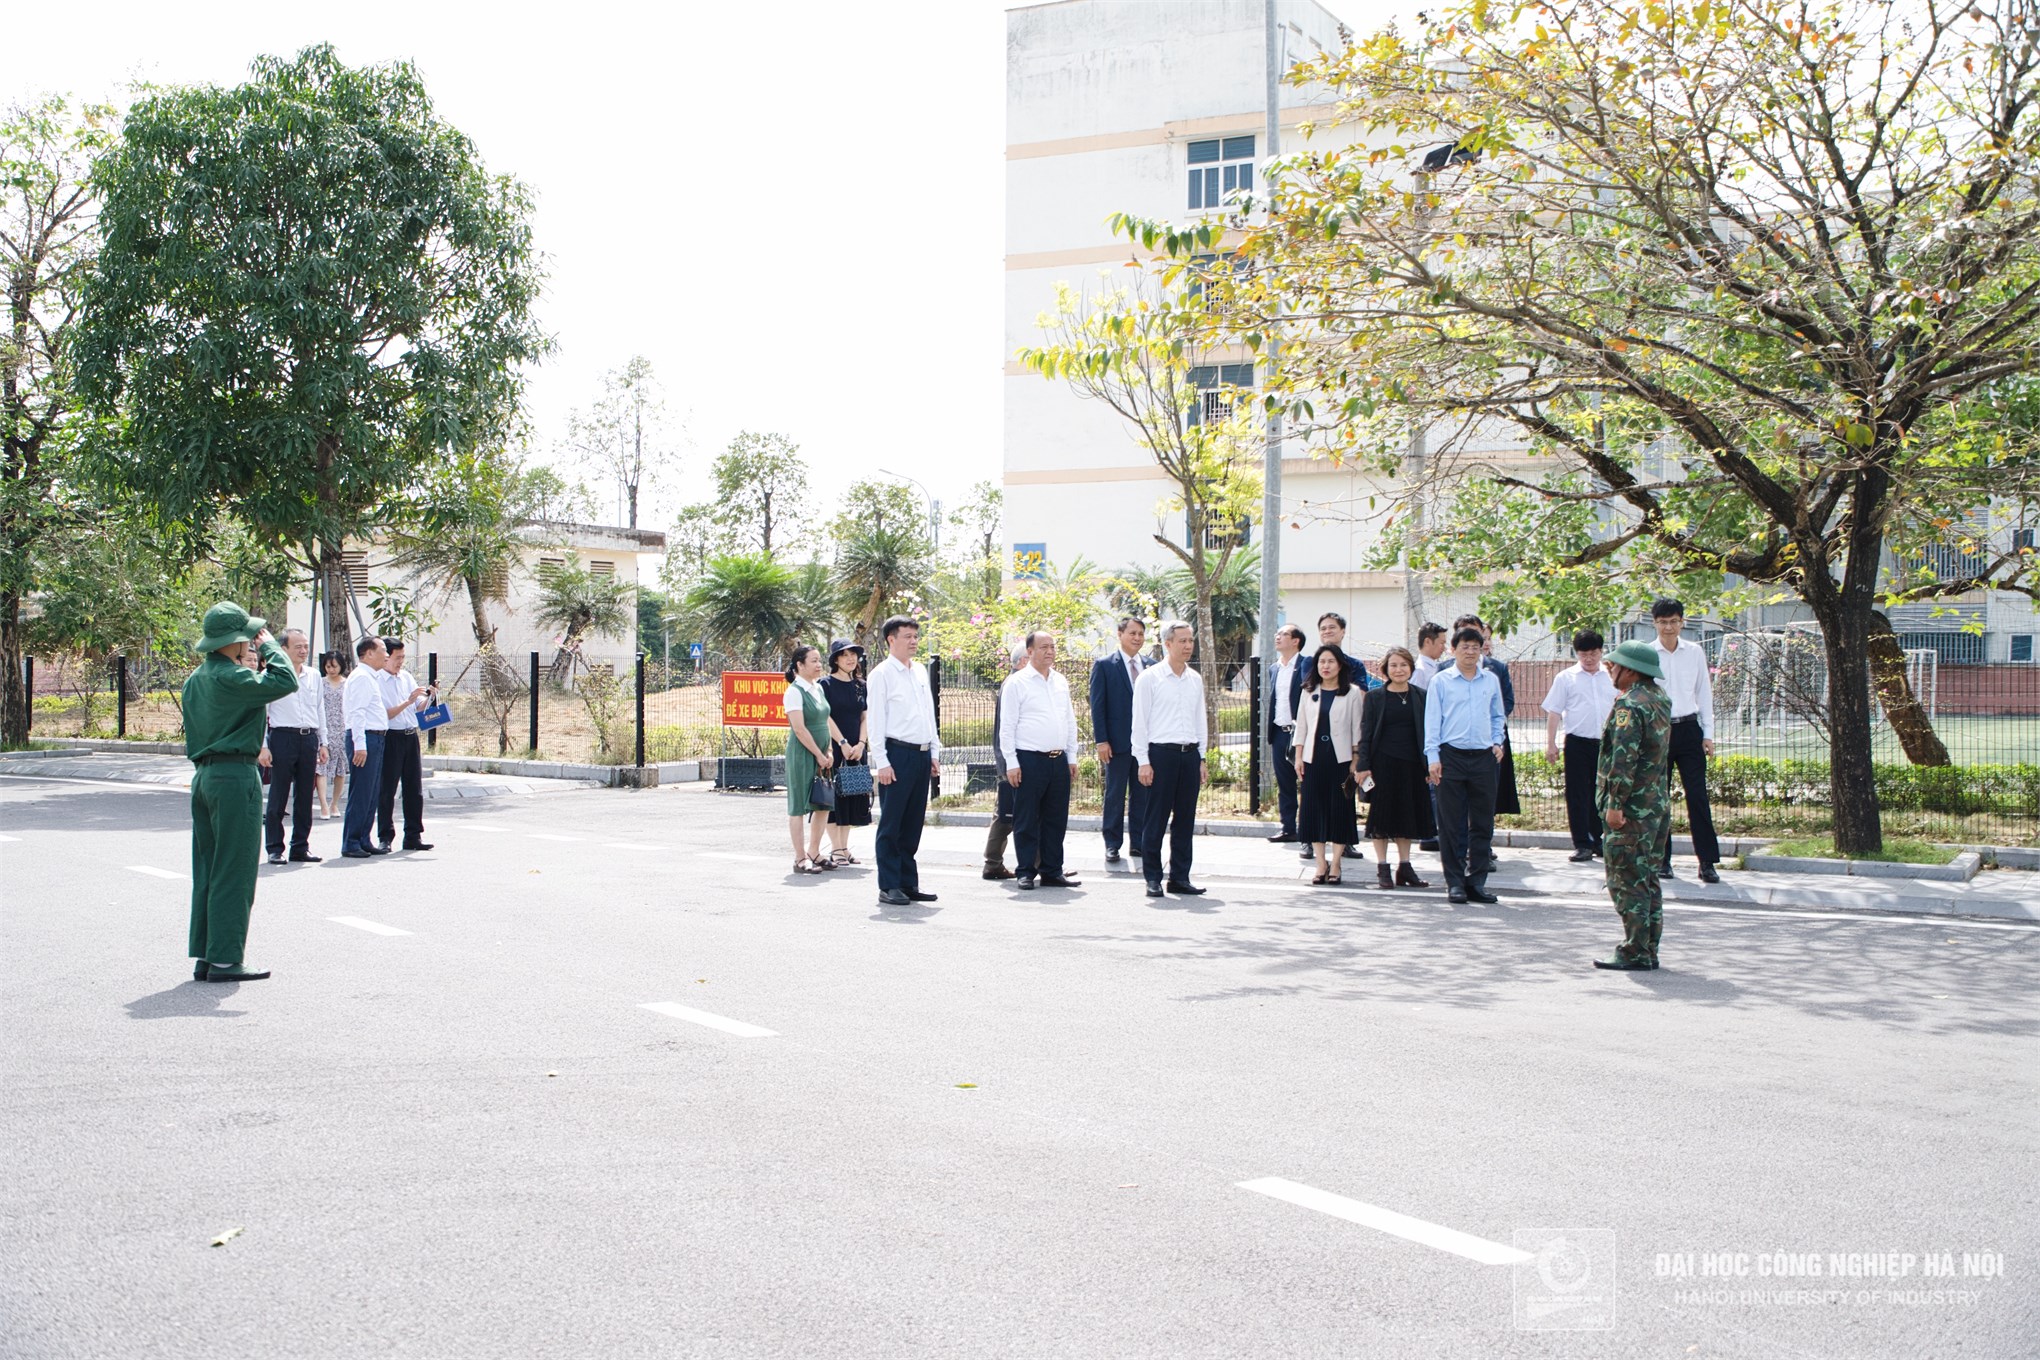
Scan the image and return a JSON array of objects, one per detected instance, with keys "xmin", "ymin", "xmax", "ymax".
[
  {"xmin": 1563, "ymin": 734, "xmax": 1603, "ymax": 851},
  {"xmin": 1100, "ymin": 748, "xmax": 1147, "ymax": 853},
  {"xmin": 262, "ymin": 728, "xmax": 320, "ymax": 856},
  {"xmin": 876, "ymin": 740, "xmax": 931, "ymax": 893},
  {"xmin": 984, "ymin": 776, "xmax": 1015, "ymax": 868},
  {"xmin": 1434, "ymin": 745, "xmax": 1499, "ymax": 891},
  {"xmin": 377, "ymin": 729, "xmax": 425, "ymax": 846},
  {"xmin": 1013, "ymin": 751, "xmax": 1072, "ymax": 877},
  {"xmin": 1662, "ymin": 718, "xmax": 1721, "ymax": 868},
  {"xmin": 1140, "ymin": 744, "xmax": 1201, "ymax": 885},
  {"xmin": 1270, "ymin": 727, "xmax": 1299, "ymax": 834}
]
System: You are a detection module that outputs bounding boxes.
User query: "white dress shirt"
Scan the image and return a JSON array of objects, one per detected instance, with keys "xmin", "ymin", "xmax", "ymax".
[
  {"xmin": 1653, "ymin": 636, "xmax": 1715, "ymax": 738},
  {"xmin": 382, "ymin": 666, "xmax": 425, "ymax": 731},
  {"xmin": 1410, "ymin": 652, "xmax": 1443, "ymax": 691},
  {"xmin": 1542, "ymin": 663, "xmax": 1618, "ymax": 739},
  {"xmin": 782, "ymin": 675, "xmax": 825, "ymax": 718},
  {"xmin": 866, "ymin": 653, "xmax": 940, "ymax": 772},
  {"xmin": 344, "ymin": 664, "xmax": 391, "ymax": 748},
  {"xmin": 999, "ymin": 664, "xmax": 1080, "ymax": 766},
  {"xmin": 263, "ymin": 662, "xmax": 323, "ymax": 734},
  {"xmin": 1269, "ymin": 654, "xmax": 1299, "ymax": 727},
  {"xmin": 1130, "ymin": 662, "xmax": 1208, "ymax": 765}
]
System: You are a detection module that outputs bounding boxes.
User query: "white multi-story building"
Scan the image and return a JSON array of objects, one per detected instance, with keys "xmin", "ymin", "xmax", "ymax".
[{"xmin": 1004, "ymin": 0, "xmax": 1487, "ymax": 657}]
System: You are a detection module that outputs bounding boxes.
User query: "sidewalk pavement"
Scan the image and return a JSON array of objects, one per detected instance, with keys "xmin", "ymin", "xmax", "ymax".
[
  {"xmin": 0, "ymin": 750, "xmax": 600, "ymax": 801},
  {"xmin": 919, "ymin": 816, "xmax": 2040, "ymax": 925}
]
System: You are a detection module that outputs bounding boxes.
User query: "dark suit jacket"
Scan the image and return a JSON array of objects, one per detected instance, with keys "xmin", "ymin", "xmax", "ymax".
[
  {"xmin": 1089, "ymin": 651, "xmax": 1145, "ymax": 752},
  {"xmin": 1485, "ymin": 656, "xmax": 1515, "ymax": 716},
  {"xmin": 1354, "ymin": 684, "xmax": 1427, "ymax": 773}
]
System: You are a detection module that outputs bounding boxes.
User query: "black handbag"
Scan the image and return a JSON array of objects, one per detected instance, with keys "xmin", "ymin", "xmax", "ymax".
[{"xmin": 808, "ymin": 774, "xmax": 837, "ymax": 809}]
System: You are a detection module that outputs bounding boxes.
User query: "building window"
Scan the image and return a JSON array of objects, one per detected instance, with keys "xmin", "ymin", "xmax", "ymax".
[
  {"xmin": 482, "ymin": 564, "xmax": 510, "ymax": 598},
  {"xmin": 1188, "ymin": 135, "xmax": 1255, "ymax": 210},
  {"xmin": 589, "ymin": 559, "xmax": 616, "ymax": 578},
  {"xmin": 1187, "ymin": 362, "xmax": 1255, "ymax": 426},
  {"xmin": 537, "ymin": 555, "xmax": 565, "ymax": 581},
  {"xmin": 1897, "ymin": 631, "xmax": 1985, "ymax": 664},
  {"xmin": 2013, "ymin": 635, "xmax": 2034, "ymax": 663},
  {"xmin": 1187, "ymin": 513, "xmax": 1252, "ymax": 551},
  {"xmin": 2016, "ymin": 528, "xmax": 2036, "ymax": 553}
]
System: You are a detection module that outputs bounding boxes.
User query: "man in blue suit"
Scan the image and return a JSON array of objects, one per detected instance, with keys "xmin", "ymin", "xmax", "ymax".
[{"xmin": 1089, "ymin": 616, "xmax": 1149, "ymax": 864}]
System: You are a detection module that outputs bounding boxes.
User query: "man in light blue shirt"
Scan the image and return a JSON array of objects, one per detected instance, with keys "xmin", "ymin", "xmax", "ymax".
[{"xmin": 1423, "ymin": 626, "xmax": 1507, "ymax": 903}]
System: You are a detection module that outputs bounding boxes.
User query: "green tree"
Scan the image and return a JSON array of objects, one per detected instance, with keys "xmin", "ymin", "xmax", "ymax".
[
  {"xmin": 534, "ymin": 552, "xmax": 635, "ymax": 681},
  {"xmin": 660, "ymin": 501, "xmax": 742, "ymax": 596},
  {"xmin": 681, "ymin": 553, "xmax": 801, "ymax": 668},
  {"xmin": 74, "ymin": 45, "xmax": 547, "ymax": 667},
  {"xmin": 1020, "ymin": 277, "xmax": 1264, "ymax": 740},
  {"xmin": 1144, "ymin": 0, "xmax": 2040, "ymax": 854},
  {"xmin": 1, "ymin": 96, "xmax": 113, "ymax": 746},
  {"xmin": 713, "ymin": 431, "xmax": 811, "ymax": 555},
  {"xmin": 946, "ymin": 480, "xmax": 1004, "ymax": 605},
  {"xmin": 564, "ymin": 355, "xmax": 676, "ymax": 530},
  {"xmin": 825, "ymin": 478, "xmax": 925, "ymax": 548},
  {"xmin": 835, "ymin": 523, "xmax": 935, "ymax": 645}
]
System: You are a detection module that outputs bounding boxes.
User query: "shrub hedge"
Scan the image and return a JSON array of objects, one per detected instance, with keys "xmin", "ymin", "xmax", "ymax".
[{"xmin": 1510, "ymin": 751, "xmax": 2038, "ymax": 817}]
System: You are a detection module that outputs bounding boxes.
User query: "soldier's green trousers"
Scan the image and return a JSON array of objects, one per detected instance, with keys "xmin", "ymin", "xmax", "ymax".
[
  {"xmin": 189, "ymin": 761, "xmax": 264, "ymax": 969},
  {"xmin": 1603, "ymin": 815, "xmax": 1666, "ymax": 967}
]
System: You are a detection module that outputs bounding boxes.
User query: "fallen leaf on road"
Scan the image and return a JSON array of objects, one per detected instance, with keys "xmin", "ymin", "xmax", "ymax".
[
  {"xmin": 1117, "ymin": 1184, "xmax": 1139, "ymax": 1189},
  {"xmin": 955, "ymin": 1083, "xmax": 977, "ymax": 1089},
  {"xmin": 546, "ymin": 1071, "xmax": 558, "ymax": 1078},
  {"xmin": 210, "ymin": 1226, "xmax": 243, "ymax": 1247}
]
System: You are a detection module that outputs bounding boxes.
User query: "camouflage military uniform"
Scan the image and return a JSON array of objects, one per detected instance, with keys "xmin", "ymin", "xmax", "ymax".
[{"xmin": 1596, "ymin": 677, "xmax": 1673, "ymax": 967}]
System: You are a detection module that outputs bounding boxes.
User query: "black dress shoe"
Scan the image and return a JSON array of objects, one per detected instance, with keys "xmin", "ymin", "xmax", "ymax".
[
  {"xmin": 1698, "ymin": 863, "xmax": 1721, "ymax": 883},
  {"xmin": 193, "ymin": 960, "xmax": 208, "ymax": 981},
  {"xmin": 905, "ymin": 890, "xmax": 938, "ymax": 902},
  {"xmin": 1419, "ymin": 839, "xmax": 1440, "ymax": 853},
  {"xmin": 1465, "ymin": 885, "xmax": 1499, "ymax": 904},
  {"xmin": 1593, "ymin": 957, "xmax": 1649, "ymax": 971},
  {"xmin": 202, "ymin": 964, "xmax": 271, "ymax": 982},
  {"xmin": 1568, "ymin": 849, "xmax": 1597, "ymax": 863},
  {"xmin": 1485, "ymin": 856, "xmax": 1501, "ymax": 875},
  {"xmin": 1128, "ymin": 847, "xmax": 1142, "ymax": 857},
  {"xmin": 1299, "ymin": 845, "xmax": 1314, "ymax": 860},
  {"xmin": 1104, "ymin": 849, "xmax": 1122, "ymax": 863},
  {"xmin": 1039, "ymin": 874, "xmax": 1081, "ymax": 888},
  {"xmin": 1447, "ymin": 887, "xmax": 1469, "ymax": 904},
  {"xmin": 289, "ymin": 852, "xmax": 323, "ymax": 863},
  {"xmin": 1267, "ymin": 832, "xmax": 1298, "ymax": 843},
  {"xmin": 1017, "ymin": 874, "xmax": 1038, "ymax": 891},
  {"xmin": 402, "ymin": 841, "xmax": 433, "ymax": 852},
  {"xmin": 342, "ymin": 848, "xmax": 372, "ymax": 859},
  {"xmin": 982, "ymin": 865, "xmax": 1014, "ymax": 881},
  {"xmin": 1165, "ymin": 881, "xmax": 1206, "ymax": 895},
  {"xmin": 1657, "ymin": 866, "xmax": 1674, "ymax": 880},
  {"xmin": 878, "ymin": 889, "xmax": 911, "ymax": 906},
  {"xmin": 1145, "ymin": 882, "xmax": 1165, "ymax": 898},
  {"xmin": 266, "ymin": 852, "xmax": 285, "ymax": 865},
  {"xmin": 367, "ymin": 845, "xmax": 392, "ymax": 856}
]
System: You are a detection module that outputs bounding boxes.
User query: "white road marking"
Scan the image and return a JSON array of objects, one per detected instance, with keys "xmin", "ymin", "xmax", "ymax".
[
  {"xmin": 327, "ymin": 915, "xmax": 412, "ymax": 937},
  {"xmin": 1237, "ymin": 1177, "xmax": 1533, "ymax": 1266},
  {"xmin": 700, "ymin": 851, "xmax": 767, "ymax": 862},
  {"xmin": 460, "ymin": 824, "xmax": 506, "ymax": 833},
  {"xmin": 127, "ymin": 865, "xmax": 185, "ymax": 880},
  {"xmin": 0, "ymin": 833, "xmax": 19, "ymax": 842},
  {"xmin": 531, "ymin": 833, "xmax": 581, "ymax": 842},
  {"xmin": 603, "ymin": 841, "xmax": 661, "ymax": 851},
  {"xmin": 639, "ymin": 1001, "xmax": 777, "ymax": 1038}
]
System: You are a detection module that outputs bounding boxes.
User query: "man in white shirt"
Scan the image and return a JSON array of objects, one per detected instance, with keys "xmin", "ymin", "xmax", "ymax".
[
  {"xmin": 376, "ymin": 639, "xmax": 435, "ymax": 852},
  {"xmin": 1409, "ymin": 622, "xmax": 1448, "ymax": 691},
  {"xmin": 1650, "ymin": 598, "xmax": 1722, "ymax": 882},
  {"xmin": 1542, "ymin": 628, "xmax": 1619, "ymax": 862},
  {"xmin": 341, "ymin": 636, "xmax": 392, "ymax": 857},
  {"xmin": 258, "ymin": 628, "xmax": 327, "ymax": 864},
  {"xmin": 1132, "ymin": 620, "xmax": 1209, "ymax": 898},
  {"xmin": 866, "ymin": 615, "xmax": 942, "ymax": 906},
  {"xmin": 1001, "ymin": 631, "xmax": 1082, "ymax": 890}
]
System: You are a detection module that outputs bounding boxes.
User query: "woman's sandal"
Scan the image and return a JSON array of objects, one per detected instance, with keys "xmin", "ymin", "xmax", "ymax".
[
  {"xmin": 794, "ymin": 857, "xmax": 823, "ymax": 875},
  {"xmin": 832, "ymin": 849, "xmax": 857, "ymax": 866},
  {"xmin": 1311, "ymin": 871, "xmax": 1329, "ymax": 885},
  {"xmin": 813, "ymin": 854, "xmax": 838, "ymax": 870}
]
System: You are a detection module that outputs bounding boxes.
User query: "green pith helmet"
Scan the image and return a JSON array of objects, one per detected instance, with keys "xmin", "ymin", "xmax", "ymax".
[
  {"xmin": 193, "ymin": 602, "xmax": 266, "ymax": 654},
  {"xmin": 1605, "ymin": 640, "xmax": 1663, "ymax": 678}
]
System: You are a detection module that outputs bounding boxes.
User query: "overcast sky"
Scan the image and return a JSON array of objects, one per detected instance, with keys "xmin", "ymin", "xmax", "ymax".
[{"xmin": 6, "ymin": 0, "xmax": 1411, "ymax": 532}]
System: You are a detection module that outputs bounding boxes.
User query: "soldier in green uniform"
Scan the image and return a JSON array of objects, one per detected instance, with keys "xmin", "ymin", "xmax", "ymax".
[
  {"xmin": 183, "ymin": 603, "xmax": 300, "ymax": 982},
  {"xmin": 1593, "ymin": 641, "xmax": 1674, "ymax": 972}
]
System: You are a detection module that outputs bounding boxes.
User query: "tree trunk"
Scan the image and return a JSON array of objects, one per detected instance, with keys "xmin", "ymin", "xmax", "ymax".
[
  {"xmin": 626, "ymin": 481, "xmax": 638, "ymax": 530},
  {"xmin": 1, "ymin": 590, "xmax": 27, "ymax": 748},
  {"xmin": 1866, "ymin": 610, "xmax": 1950, "ymax": 766},
  {"xmin": 1819, "ymin": 607, "xmax": 1883, "ymax": 855},
  {"xmin": 464, "ymin": 577, "xmax": 497, "ymax": 651},
  {"xmin": 319, "ymin": 540, "xmax": 355, "ymax": 667},
  {"xmin": 1193, "ymin": 579, "xmax": 1221, "ymax": 759}
]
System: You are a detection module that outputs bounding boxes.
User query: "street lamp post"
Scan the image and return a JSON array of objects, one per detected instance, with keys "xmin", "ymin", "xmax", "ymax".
[{"xmin": 878, "ymin": 467, "xmax": 942, "ymax": 552}]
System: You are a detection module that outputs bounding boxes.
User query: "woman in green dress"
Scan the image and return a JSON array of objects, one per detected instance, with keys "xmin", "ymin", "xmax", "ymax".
[{"xmin": 783, "ymin": 644, "xmax": 836, "ymax": 875}]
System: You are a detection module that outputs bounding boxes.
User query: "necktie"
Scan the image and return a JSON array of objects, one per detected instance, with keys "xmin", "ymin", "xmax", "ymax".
[{"xmin": 1126, "ymin": 656, "xmax": 1137, "ymax": 688}]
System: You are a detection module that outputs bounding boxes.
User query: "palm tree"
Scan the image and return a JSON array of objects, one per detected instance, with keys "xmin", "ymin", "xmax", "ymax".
[
  {"xmin": 835, "ymin": 524, "xmax": 934, "ymax": 644},
  {"xmin": 391, "ymin": 454, "xmax": 536, "ymax": 653},
  {"xmin": 534, "ymin": 552, "xmax": 636, "ymax": 682},
  {"xmin": 1165, "ymin": 547, "xmax": 1259, "ymax": 663},
  {"xmin": 785, "ymin": 560, "xmax": 838, "ymax": 651},
  {"xmin": 682, "ymin": 553, "xmax": 800, "ymax": 668}
]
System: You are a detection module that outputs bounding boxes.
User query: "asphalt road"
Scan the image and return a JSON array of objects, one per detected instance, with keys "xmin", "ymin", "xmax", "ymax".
[{"xmin": 3, "ymin": 775, "xmax": 2035, "ymax": 1359}]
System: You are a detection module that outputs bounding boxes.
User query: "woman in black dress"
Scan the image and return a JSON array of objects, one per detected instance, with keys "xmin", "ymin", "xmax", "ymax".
[
  {"xmin": 1293, "ymin": 644, "xmax": 1364, "ymax": 884},
  {"xmin": 1355, "ymin": 646, "xmax": 1436, "ymax": 889},
  {"xmin": 820, "ymin": 639, "xmax": 871, "ymax": 864}
]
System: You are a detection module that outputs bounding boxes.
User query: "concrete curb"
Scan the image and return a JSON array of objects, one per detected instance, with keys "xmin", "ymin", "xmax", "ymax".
[
  {"xmin": 1746, "ymin": 848, "xmax": 1984, "ymax": 882},
  {"xmin": 29, "ymin": 738, "xmax": 715, "ymax": 790}
]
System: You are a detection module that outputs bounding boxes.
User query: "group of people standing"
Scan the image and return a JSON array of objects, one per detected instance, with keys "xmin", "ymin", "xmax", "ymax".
[{"xmin": 179, "ymin": 604, "xmax": 439, "ymax": 984}]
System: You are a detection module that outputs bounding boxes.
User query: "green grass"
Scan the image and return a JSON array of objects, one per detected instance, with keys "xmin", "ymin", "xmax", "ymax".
[{"xmin": 1764, "ymin": 836, "xmax": 1961, "ymax": 865}]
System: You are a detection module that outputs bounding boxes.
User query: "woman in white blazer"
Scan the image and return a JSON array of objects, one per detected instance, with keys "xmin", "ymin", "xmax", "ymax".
[{"xmin": 1293, "ymin": 644, "xmax": 1365, "ymax": 883}]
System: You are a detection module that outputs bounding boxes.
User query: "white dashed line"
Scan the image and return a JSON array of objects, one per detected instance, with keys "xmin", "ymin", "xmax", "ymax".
[
  {"xmin": 639, "ymin": 1002, "xmax": 777, "ymax": 1038},
  {"xmin": 603, "ymin": 841, "xmax": 661, "ymax": 851},
  {"xmin": 700, "ymin": 851, "xmax": 767, "ymax": 862},
  {"xmin": 0, "ymin": 833, "xmax": 19, "ymax": 842},
  {"xmin": 327, "ymin": 916, "xmax": 412, "ymax": 937},
  {"xmin": 1237, "ymin": 1177, "xmax": 1533, "ymax": 1265},
  {"xmin": 126, "ymin": 865, "xmax": 186, "ymax": 881},
  {"xmin": 530, "ymin": 833, "xmax": 581, "ymax": 842}
]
